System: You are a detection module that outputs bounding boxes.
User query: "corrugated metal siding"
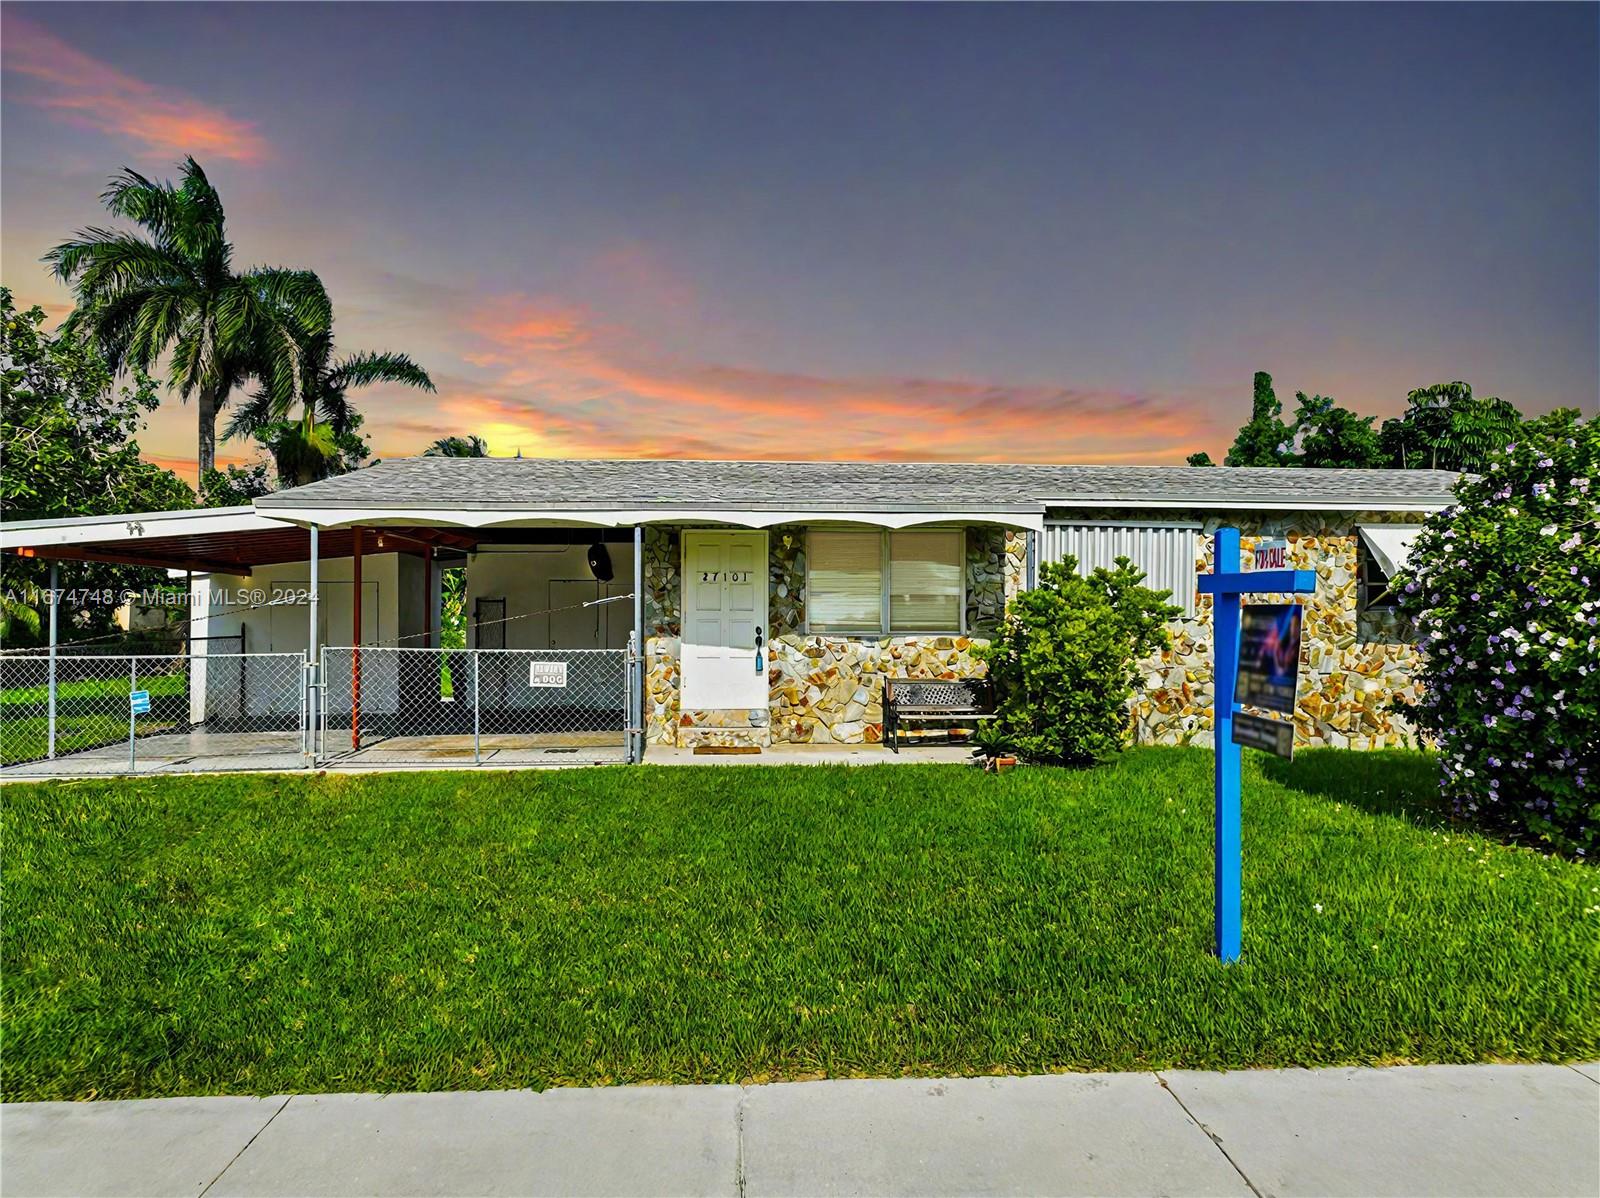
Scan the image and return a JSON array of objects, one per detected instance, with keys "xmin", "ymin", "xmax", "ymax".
[{"xmin": 1041, "ymin": 521, "xmax": 1200, "ymax": 615}]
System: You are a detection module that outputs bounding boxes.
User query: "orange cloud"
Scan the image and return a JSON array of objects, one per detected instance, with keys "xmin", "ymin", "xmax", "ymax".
[
  {"xmin": 2, "ymin": 15, "xmax": 268, "ymax": 162},
  {"xmin": 440, "ymin": 294, "xmax": 1212, "ymax": 463},
  {"xmin": 100, "ymin": 277, "xmax": 1221, "ymax": 473}
]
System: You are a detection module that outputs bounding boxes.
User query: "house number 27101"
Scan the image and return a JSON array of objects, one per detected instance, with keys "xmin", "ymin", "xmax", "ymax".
[{"xmin": 700, "ymin": 571, "xmax": 752, "ymax": 583}]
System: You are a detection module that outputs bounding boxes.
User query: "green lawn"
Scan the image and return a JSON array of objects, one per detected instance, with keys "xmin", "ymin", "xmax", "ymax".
[
  {"xmin": 2, "ymin": 749, "xmax": 1595, "ymax": 1100},
  {"xmin": 1, "ymin": 671, "xmax": 186, "ymax": 765}
]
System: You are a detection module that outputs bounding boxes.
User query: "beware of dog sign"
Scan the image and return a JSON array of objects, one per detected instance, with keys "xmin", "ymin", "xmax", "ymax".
[{"xmin": 528, "ymin": 660, "xmax": 568, "ymax": 688}]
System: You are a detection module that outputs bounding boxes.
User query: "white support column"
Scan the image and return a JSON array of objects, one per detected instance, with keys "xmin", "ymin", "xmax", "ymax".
[
  {"xmin": 188, "ymin": 571, "xmax": 209, "ymax": 726},
  {"xmin": 46, "ymin": 561, "xmax": 58, "ymax": 760},
  {"xmin": 307, "ymin": 525, "xmax": 320, "ymax": 758}
]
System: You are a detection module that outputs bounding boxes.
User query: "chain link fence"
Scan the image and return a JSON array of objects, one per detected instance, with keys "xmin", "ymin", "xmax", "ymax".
[
  {"xmin": 0, "ymin": 652, "xmax": 308, "ymax": 776},
  {"xmin": 318, "ymin": 646, "xmax": 630, "ymax": 766}
]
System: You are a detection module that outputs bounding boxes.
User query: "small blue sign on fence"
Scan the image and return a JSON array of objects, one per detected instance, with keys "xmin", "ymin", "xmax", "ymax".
[{"xmin": 130, "ymin": 689, "xmax": 151, "ymax": 715}]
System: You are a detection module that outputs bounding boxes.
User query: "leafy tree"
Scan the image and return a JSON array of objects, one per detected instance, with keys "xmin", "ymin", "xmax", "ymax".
[
  {"xmin": 1, "ymin": 287, "xmax": 195, "ymax": 644},
  {"xmin": 424, "ymin": 435, "xmax": 490, "ymax": 457},
  {"xmin": 199, "ymin": 461, "xmax": 274, "ymax": 507},
  {"xmin": 974, "ymin": 557, "xmax": 1179, "ymax": 765},
  {"xmin": 1185, "ymin": 451, "xmax": 1216, "ymax": 467},
  {"xmin": 1379, "ymin": 381, "xmax": 1523, "ymax": 472},
  {"xmin": 1393, "ymin": 409, "xmax": 1598, "ymax": 855},
  {"xmin": 1224, "ymin": 372, "xmax": 1296, "ymax": 466},
  {"xmin": 45, "ymin": 158, "xmax": 331, "ymax": 475},
  {"xmin": 1292, "ymin": 392, "xmax": 1384, "ymax": 468}
]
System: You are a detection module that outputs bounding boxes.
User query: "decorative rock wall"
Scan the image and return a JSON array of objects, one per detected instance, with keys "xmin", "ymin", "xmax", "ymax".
[
  {"xmin": 643, "ymin": 523, "xmax": 1026, "ymax": 746},
  {"xmin": 770, "ymin": 634, "xmax": 989, "ymax": 745},
  {"xmin": 643, "ymin": 526, "xmax": 682, "ymax": 745},
  {"xmin": 641, "ymin": 515, "xmax": 1423, "ymax": 752},
  {"xmin": 964, "ymin": 527, "xmax": 1030, "ymax": 631},
  {"xmin": 1126, "ymin": 512, "xmax": 1425, "ymax": 751}
]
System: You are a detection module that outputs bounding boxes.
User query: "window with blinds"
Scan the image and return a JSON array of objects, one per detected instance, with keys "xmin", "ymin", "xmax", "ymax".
[
  {"xmin": 807, "ymin": 531, "xmax": 884, "ymax": 631},
  {"xmin": 807, "ymin": 529, "xmax": 965, "ymax": 633},
  {"xmin": 889, "ymin": 530, "xmax": 962, "ymax": 631}
]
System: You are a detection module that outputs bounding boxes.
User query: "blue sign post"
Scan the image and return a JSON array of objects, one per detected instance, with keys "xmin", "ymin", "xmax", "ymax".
[{"xmin": 1197, "ymin": 527, "xmax": 1316, "ymax": 962}]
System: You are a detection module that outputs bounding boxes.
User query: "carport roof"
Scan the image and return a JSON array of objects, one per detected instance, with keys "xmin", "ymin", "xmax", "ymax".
[{"xmin": 0, "ymin": 506, "xmax": 473, "ymax": 573}]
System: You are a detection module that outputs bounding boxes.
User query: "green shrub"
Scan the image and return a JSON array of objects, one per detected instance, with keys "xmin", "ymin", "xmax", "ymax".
[
  {"xmin": 1393, "ymin": 409, "xmax": 1599, "ymax": 856},
  {"xmin": 975, "ymin": 556, "xmax": 1179, "ymax": 765}
]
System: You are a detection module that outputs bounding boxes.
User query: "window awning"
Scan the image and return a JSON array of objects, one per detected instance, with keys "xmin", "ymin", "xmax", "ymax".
[{"xmin": 1358, "ymin": 524, "xmax": 1425, "ymax": 578}]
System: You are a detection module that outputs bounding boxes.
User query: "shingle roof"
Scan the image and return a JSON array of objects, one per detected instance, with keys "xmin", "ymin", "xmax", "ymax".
[{"xmin": 254, "ymin": 457, "xmax": 1460, "ymax": 514}]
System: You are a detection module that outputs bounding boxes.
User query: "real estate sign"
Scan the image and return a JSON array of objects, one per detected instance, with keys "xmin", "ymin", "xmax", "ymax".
[
  {"xmin": 1234, "ymin": 603, "xmax": 1302, "ymax": 716},
  {"xmin": 1199, "ymin": 528, "xmax": 1316, "ymax": 962}
]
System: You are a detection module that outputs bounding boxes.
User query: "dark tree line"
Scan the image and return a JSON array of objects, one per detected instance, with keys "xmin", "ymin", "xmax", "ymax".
[{"xmin": 1187, "ymin": 372, "xmax": 1527, "ymax": 473}]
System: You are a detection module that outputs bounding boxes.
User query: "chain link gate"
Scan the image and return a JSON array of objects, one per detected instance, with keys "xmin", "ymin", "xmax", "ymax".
[
  {"xmin": 0, "ymin": 652, "xmax": 309, "ymax": 776},
  {"xmin": 317, "ymin": 646, "xmax": 630, "ymax": 767}
]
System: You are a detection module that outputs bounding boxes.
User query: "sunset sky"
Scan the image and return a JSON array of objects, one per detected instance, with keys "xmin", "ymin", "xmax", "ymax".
[{"xmin": 3, "ymin": 3, "xmax": 1596, "ymax": 481}]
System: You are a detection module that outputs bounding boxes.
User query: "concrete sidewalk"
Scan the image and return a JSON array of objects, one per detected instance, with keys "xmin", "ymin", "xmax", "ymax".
[{"xmin": 3, "ymin": 1064, "xmax": 1596, "ymax": 1198}]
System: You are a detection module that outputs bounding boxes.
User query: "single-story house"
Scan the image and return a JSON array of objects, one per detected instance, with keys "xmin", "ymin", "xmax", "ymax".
[{"xmin": 1, "ymin": 458, "xmax": 1457, "ymax": 762}]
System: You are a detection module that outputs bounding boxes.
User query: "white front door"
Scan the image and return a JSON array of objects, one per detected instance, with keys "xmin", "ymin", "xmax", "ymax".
[{"xmin": 681, "ymin": 530, "xmax": 768, "ymax": 710}]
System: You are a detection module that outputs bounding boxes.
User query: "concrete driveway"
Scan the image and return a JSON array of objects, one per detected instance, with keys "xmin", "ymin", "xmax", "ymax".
[{"xmin": 3, "ymin": 1063, "xmax": 1596, "ymax": 1197}]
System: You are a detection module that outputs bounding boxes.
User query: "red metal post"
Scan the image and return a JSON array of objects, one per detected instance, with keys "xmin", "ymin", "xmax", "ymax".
[{"xmin": 422, "ymin": 544, "xmax": 433, "ymax": 649}]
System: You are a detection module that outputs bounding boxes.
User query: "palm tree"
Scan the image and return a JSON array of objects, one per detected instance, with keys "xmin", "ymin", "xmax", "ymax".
[
  {"xmin": 227, "ymin": 327, "xmax": 435, "ymax": 487},
  {"xmin": 45, "ymin": 158, "xmax": 329, "ymax": 476},
  {"xmin": 424, "ymin": 435, "xmax": 490, "ymax": 457}
]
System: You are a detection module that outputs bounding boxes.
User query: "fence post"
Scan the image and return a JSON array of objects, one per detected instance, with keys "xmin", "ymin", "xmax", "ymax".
[
  {"xmin": 633, "ymin": 524, "xmax": 644, "ymax": 763},
  {"xmin": 626, "ymin": 631, "xmax": 639, "ymax": 764},
  {"xmin": 473, "ymin": 651, "xmax": 481, "ymax": 765},
  {"xmin": 128, "ymin": 657, "xmax": 138, "ymax": 772},
  {"xmin": 46, "ymin": 561, "xmax": 58, "ymax": 760}
]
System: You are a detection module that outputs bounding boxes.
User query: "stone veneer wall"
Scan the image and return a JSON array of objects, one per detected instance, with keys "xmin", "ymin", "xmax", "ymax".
[
  {"xmin": 642, "ymin": 526, "xmax": 682, "ymax": 745},
  {"xmin": 768, "ymin": 525, "xmax": 1025, "ymax": 745},
  {"xmin": 642, "ymin": 524, "xmax": 1027, "ymax": 747},
  {"xmin": 1120, "ymin": 511, "xmax": 1424, "ymax": 750},
  {"xmin": 643, "ymin": 515, "xmax": 1417, "ymax": 752}
]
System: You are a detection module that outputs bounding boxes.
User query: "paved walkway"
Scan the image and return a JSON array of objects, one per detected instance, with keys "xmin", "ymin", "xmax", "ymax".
[{"xmin": 3, "ymin": 1064, "xmax": 1596, "ymax": 1197}]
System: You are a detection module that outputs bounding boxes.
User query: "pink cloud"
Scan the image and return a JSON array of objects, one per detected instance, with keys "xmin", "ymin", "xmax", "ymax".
[
  {"xmin": 436, "ymin": 294, "xmax": 1218, "ymax": 463},
  {"xmin": 2, "ymin": 15, "xmax": 269, "ymax": 162}
]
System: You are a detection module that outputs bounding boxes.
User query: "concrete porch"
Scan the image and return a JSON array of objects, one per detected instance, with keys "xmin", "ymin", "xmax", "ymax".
[{"xmin": 646, "ymin": 742, "xmax": 979, "ymax": 765}]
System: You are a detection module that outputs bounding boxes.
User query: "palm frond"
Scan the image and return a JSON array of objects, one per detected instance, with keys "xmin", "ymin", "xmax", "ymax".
[
  {"xmin": 47, "ymin": 232, "xmax": 191, "ymax": 297},
  {"xmin": 223, "ymin": 388, "xmax": 280, "ymax": 441},
  {"xmin": 167, "ymin": 326, "xmax": 211, "ymax": 400},
  {"xmin": 124, "ymin": 286, "xmax": 191, "ymax": 370},
  {"xmin": 247, "ymin": 268, "xmax": 332, "ymax": 338},
  {"xmin": 324, "ymin": 350, "xmax": 436, "ymax": 394},
  {"xmin": 100, "ymin": 168, "xmax": 186, "ymax": 247}
]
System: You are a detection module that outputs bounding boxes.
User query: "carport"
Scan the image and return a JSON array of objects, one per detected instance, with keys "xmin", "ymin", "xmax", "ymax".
[{"xmin": 0, "ymin": 505, "xmax": 644, "ymax": 775}]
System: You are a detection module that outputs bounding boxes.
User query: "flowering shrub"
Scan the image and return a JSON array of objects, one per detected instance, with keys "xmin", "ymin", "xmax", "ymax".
[
  {"xmin": 1393, "ymin": 409, "xmax": 1599, "ymax": 855},
  {"xmin": 975, "ymin": 556, "xmax": 1179, "ymax": 765}
]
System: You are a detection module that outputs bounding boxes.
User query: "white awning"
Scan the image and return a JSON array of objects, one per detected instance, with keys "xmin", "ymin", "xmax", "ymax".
[{"xmin": 1358, "ymin": 524, "xmax": 1425, "ymax": 578}]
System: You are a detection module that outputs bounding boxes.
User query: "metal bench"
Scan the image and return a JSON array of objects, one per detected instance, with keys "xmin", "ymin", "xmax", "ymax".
[{"xmin": 882, "ymin": 678, "xmax": 994, "ymax": 753}]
